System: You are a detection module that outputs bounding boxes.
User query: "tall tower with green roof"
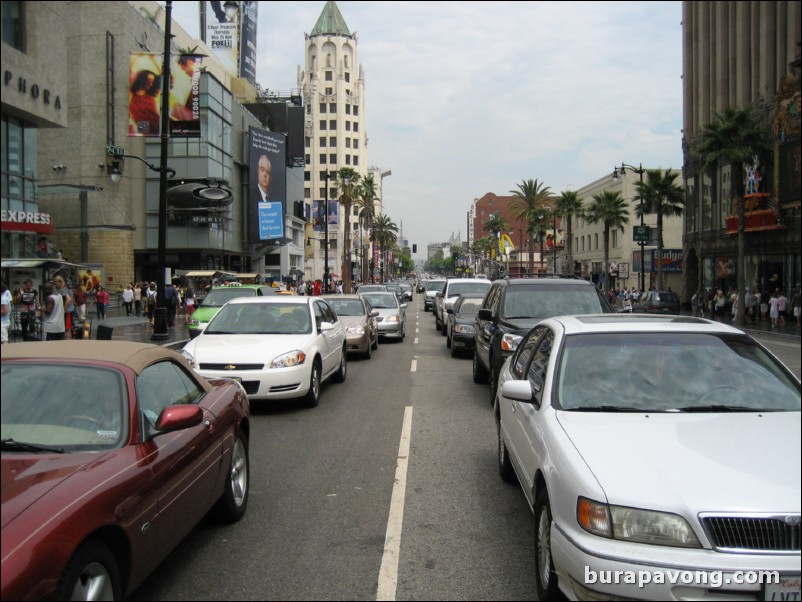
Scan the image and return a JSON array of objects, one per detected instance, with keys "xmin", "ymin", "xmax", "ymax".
[{"xmin": 298, "ymin": 1, "xmax": 369, "ymax": 285}]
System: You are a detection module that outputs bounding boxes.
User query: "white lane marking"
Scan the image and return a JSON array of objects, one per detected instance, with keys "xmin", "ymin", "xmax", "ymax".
[
  {"xmin": 377, "ymin": 406, "xmax": 413, "ymax": 601},
  {"xmin": 414, "ymin": 337, "xmax": 419, "ymax": 345},
  {"xmin": 410, "ymin": 359, "xmax": 417, "ymax": 372}
]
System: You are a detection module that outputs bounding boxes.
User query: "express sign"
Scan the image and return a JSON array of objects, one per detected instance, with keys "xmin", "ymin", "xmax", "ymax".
[{"xmin": 1, "ymin": 210, "xmax": 55, "ymax": 234}]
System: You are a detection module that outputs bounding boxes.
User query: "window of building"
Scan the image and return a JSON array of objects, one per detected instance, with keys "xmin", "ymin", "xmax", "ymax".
[
  {"xmin": 329, "ymin": 136, "xmax": 336, "ymax": 147},
  {"xmin": 345, "ymin": 121, "xmax": 351, "ymax": 131},
  {"xmin": 345, "ymin": 105, "xmax": 351, "ymax": 115},
  {"xmin": 685, "ymin": 177, "xmax": 696, "ymax": 234},
  {"xmin": 325, "ymin": 71, "xmax": 333, "ymax": 81},
  {"xmin": 353, "ymin": 106, "xmax": 359, "ymax": 116},
  {"xmin": 2, "ymin": 1, "xmax": 24, "ymax": 51},
  {"xmin": 319, "ymin": 120, "xmax": 326, "ymax": 130},
  {"xmin": 305, "ymin": 136, "xmax": 311, "ymax": 148},
  {"xmin": 329, "ymin": 103, "xmax": 336, "ymax": 113},
  {"xmin": 319, "ymin": 154, "xmax": 326, "ymax": 164},
  {"xmin": 345, "ymin": 155, "xmax": 351, "ymax": 165},
  {"xmin": 319, "ymin": 188, "xmax": 326, "ymax": 198},
  {"xmin": 353, "ymin": 122, "xmax": 359, "ymax": 133},
  {"xmin": 305, "ymin": 154, "xmax": 311, "ymax": 164},
  {"xmin": 345, "ymin": 138, "xmax": 351, "ymax": 148},
  {"xmin": 345, "ymin": 72, "xmax": 350, "ymax": 83},
  {"xmin": 305, "ymin": 188, "xmax": 311, "ymax": 199},
  {"xmin": 319, "ymin": 136, "xmax": 326, "ymax": 147},
  {"xmin": 594, "ymin": 233, "xmax": 599, "ymax": 250},
  {"xmin": 329, "ymin": 120, "xmax": 336, "ymax": 129},
  {"xmin": 353, "ymin": 139, "xmax": 359, "ymax": 149},
  {"xmin": 304, "ymin": 171, "xmax": 311, "ymax": 181},
  {"xmin": 611, "ymin": 230, "xmax": 617, "ymax": 248},
  {"xmin": 329, "ymin": 153, "xmax": 336, "ymax": 164},
  {"xmin": 353, "ymin": 155, "xmax": 358, "ymax": 166},
  {"xmin": 319, "ymin": 103, "xmax": 326, "ymax": 114},
  {"xmin": 325, "ymin": 87, "xmax": 333, "ymax": 95}
]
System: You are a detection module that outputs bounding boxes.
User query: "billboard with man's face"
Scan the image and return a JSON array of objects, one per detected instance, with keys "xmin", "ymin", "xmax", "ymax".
[{"xmin": 249, "ymin": 127, "xmax": 286, "ymax": 242}]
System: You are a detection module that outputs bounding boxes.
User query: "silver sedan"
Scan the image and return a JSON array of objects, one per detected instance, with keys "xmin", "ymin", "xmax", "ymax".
[{"xmin": 358, "ymin": 292, "xmax": 406, "ymax": 341}]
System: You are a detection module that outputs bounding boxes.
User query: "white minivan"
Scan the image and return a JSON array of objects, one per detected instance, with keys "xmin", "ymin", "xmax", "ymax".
[{"xmin": 434, "ymin": 277, "xmax": 491, "ymax": 334}]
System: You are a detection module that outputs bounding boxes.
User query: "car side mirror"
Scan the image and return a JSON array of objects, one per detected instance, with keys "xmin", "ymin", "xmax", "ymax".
[
  {"xmin": 435, "ymin": 292, "xmax": 443, "ymax": 298},
  {"xmin": 320, "ymin": 321, "xmax": 334, "ymax": 332},
  {"xmin": 478, "ymin": 308, "xmax": 493, "ymax": 320},
  {"xmin": 400, "ymin": 303, "xmax": 408, "ymax": 309},
  {"xmin": 501, "ymin": 380, "xmax": 538, "ymax": 404},
  {"xmin": 370, "ymin": 309, "xmax": 379, "ymax": 317},
  {"xmin": 446, "ymin": 308, "xmax": 454, "ymax": 315}
]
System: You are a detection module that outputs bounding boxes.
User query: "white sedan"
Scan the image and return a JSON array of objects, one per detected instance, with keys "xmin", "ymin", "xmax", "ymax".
[
  {"xmin": 494, "ymin": 314, "xmax": 801, "ymax": 601},
  {"xmin": 182, "ymin": 296, "xmax": 347, "ymax": 407}
]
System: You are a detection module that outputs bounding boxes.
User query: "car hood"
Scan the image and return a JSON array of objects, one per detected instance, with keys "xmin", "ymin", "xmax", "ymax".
[
  {"xmin": 190, "ymin": 307, "xmax": 219, "ymax": 323},
  {"xmin": 556, "ymin": 411, "xmax": 801, "ymax": 511},
  {"xmin": 185, "ymin": 334, "xmax": 312, "ymax": 361},
  {"xmin": 1, "ymin": 452, "xmax": 107, "ymax": 529}
]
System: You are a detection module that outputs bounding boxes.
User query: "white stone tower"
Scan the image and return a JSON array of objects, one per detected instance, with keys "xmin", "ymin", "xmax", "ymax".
[{"xmin": 298, "ymin": 1, "xmax": 368, "ymax": 283}]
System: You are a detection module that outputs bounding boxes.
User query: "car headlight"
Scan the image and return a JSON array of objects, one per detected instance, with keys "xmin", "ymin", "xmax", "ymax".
[
  {"xmin": 346, "ymin": 326, "xmax": 366, "ymax": 335},
  {"xmin": 180, "ymin": 349, "xmax": 195, "ymax": 366},
  {"xmin": 386, "ymin": 315, "xmax": 401, "ymax": 323},
  {"xmin": 454, "ymin": 324, "xmax": 474, "ymax": 334},
  {"xmin": 500, "ymin": 332, "xmax": 523, "ymax": 352},
  {"xmin": 270, "ymin": 350, "xmax": 307, "ymax": 369},
  {"xmin": 577, "ymin": 498, "xmax": 701, "ymax": 548}
]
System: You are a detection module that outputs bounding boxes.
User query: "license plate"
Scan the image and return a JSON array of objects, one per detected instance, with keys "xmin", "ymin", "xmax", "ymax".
[
  {"xmin": 226, "ymin": 376, "xmax": 242, "ymax": 383},
  {"xmin": 764, "ymin": 576, "xmax": 801, "ymax": 601}
]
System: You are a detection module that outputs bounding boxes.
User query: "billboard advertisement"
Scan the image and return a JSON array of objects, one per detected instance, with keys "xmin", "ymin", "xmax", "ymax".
[
  {"xmin": 633, "ymin": 249, "xmax": 684, "ymax": 273},
  {"xmin": 128, "ymin": 53, "xmax": 203, "ymax": 137},
  {"xmin": 312, "ymin": 200, "xmax": 339, "ymax": 233},
  {"xmin": 239, "ymin": 1, "xmax": 258, "ymax": 85},
  {"xmin": 204, "ymin": 1, "xmax": 239, "ymax": 75},
  {"xmin": 249, "ymin": 127, "xmax": 286, "ymax": 241}
]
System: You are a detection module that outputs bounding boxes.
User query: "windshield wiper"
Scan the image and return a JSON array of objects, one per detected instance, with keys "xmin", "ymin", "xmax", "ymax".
[
  {"xmin": 570, "ymin": 406, "xmax": 647, "ymax": 412},
  {"xmin": 1, "ymin": 438, "xmax": 65, "ymax": 453},
  {"xmin": 205, "ymin": 330, "xmax": 235, "ymax": 335},
  {"xmin": 672, "ymin": 405, "xmax": 768, "ymax": 413}
]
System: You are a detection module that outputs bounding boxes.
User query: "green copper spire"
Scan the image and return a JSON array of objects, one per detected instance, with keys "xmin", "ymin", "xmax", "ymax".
[{"xmin": 310, "ymin": 1, "xmax": 352, "ymax": 37}]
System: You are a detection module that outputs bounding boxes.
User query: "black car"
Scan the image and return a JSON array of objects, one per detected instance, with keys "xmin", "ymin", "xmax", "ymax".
[
  {"xmin": 445, "ymin": 293, "xmax": 485, "ymax": 357},
  {"xmin": 473, "ymin": 275, "xmax": 614, "ymax": 403},
  {"xmin": 631, "ymin": 290, "xmax": 681, "ymax": 314}
]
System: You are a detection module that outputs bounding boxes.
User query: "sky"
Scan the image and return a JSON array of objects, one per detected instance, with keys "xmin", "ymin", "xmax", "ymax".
[{"xmin": 170, "ymin": 1, "xmax": 684, "ymax": 256}]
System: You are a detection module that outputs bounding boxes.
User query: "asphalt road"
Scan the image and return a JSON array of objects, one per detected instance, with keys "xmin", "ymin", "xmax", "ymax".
[{"xmin": 132, "ymin": 296, "xmax": 538, "ymax": 601}]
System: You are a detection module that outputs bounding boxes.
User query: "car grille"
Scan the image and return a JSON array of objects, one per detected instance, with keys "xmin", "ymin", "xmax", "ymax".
[
  {"xmin": 269, "ymin": 384, "xmax": 300, "ymax": 393},
  {"xmin": 702, "ymin": 516, "xmax": 800, "ymax": 552},
  {"xmin": 242, "ymin": 381, "xmax": 260, "ymax": 395},
  {"xmin": 199, "ymin": 363, "xmax": 264, "ymax": 371}
]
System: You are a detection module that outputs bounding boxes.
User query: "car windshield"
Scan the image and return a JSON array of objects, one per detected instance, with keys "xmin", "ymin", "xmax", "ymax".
[
  {"xmin": 199, "ymin": 287, "xmax": 257, "ymax": 308},
  {"xmin": 328, "ymin": 299, "xmax": 365, "ymax": 317},
  {"xmin": 448, "ymin": 282, "xmax": 489, "ymax": 297},
  {"xmin": 456, "ymin": 297, "xmax": 484, "ymax": 315},
  {"xmin": 502, "ymin": 284, "xmax": 610, "ymax": 319},
  {"xmin": 426, "ymin": 281, "xmax": 446, "ymax": 291},
  {"xmin": 362, "ymin": 294, "xmax": 398, "ymax": 309},
  {"xmin": 206, "ymin": 303, "xmax": 311, "ymax": 334},
  {"xmin": 556, "ymin": 333, "xmax": 801, "ymax": 412},
  {"xmin": 1, "ymin": 363, "xmax": 126, "ymax": 451}
]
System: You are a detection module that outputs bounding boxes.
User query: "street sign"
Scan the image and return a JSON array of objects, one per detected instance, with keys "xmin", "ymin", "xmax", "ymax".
[
  {"xmin": 106, "ymin": 145, "xmax": 125, "ymax": 158},
  {"xmin": 633, "ymin": 225, "xmax": 651, "ymax": 242}
]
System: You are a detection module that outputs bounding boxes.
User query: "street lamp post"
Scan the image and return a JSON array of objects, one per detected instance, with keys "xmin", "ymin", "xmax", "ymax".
[
  {"xmin": 322, "ymin": 171, "xmax": 335, "ymax": 293},
  {"xmin": 613, "ymin": 162, "xmax": 646, "ymax": 292}
]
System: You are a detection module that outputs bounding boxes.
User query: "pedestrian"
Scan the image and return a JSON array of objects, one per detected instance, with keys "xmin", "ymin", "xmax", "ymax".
[
  {"xmin": 760, "ymin": 289, "xmax": 770, "ymax": 321},
  {"xmin": 184, "ymin": 288, "xmax": 195, "ymax": 324},
  {"xmin": 53, "ymin": 277, "xmax": 74, "ymax": 338},
  {"xmin": 164, "ymin": 282, "xmax": 180, "ymax": 328},
  {"xmin": 743, "ymin": 287, "xmax": 755, "ymax": 322},
  {"xmin": 792, "ymin": 287, "xmax": 801, "ymax": 328},
  {"xmin": 769, "ymin": 290, "xmax": 781, "ymax": 329},
  {"xmin": 777, "ymin": 289, "xmax": 788, "ymax": 327},
  {"xmin": 122, "ymin": 283, "xmax": 134, "ymax": 316},
  {"xmin": 313, "ymin": 279, "xmax": 322, "ymax": 296},
  {"xmin": 15, "ymin": 278, "xmax": 39, "ymax": 341},
  {"xmin": 1, "ymin": 281, "xmax": 11, "ymax": 345},
  {"xmin": 145, "ymin": 282, "xmax": 157, "ymax": 325},
  {"xmin": 297, "ymin": 280, "xmax": 306, "ymax": 296},
  {"xmin": 713, "ymin": 290, "xmax": 726, "ymax": 322},
  {"xmin": 41, "ymin": 282, "xmax": 66, "ymax": 341},
  {"xmin": 133, "ymin": 282, "xmax": 143, "ymax": 317},
  {"xmin": 73, "ymin": 283, "xmax": 87, "ymax": 324},
  {"xmin": 95, "ymin": 285, "xmax": 110, "ymax": 320}
]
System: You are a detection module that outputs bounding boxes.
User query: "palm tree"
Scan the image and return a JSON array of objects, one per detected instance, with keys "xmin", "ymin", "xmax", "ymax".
[
  {"xmin": 694, "ymin": 104, "xmax": 772, "ymax": 326},
  {"xmin": 481, "ymin": 213, "xmax": 510, "ymax": 277},
  {"xmin": 372, "ymin": 213, "xmax": 398, "ymax": 283},
  {"xmin": 509, "ymin": 179, "xmax": 552, "ymax": 274},
  {"xmin": 586, "ymin": 191, "xmax": 630, "ymax": 293},
  {"xmin": 355, "ymin": 174, "xmax": 379, "ymax": 283},
  {"xmin": 470, "ymin": 236, "xmax": 496, "ymax": 276},
  {"xmin": 634, "ymin": 169, "xmax": 684, "ymax": 291},
  {"xmin": 335, "ymin": 167, "xmax": 360, "ymax": 292},
  {"xmin": 556, "ymin": 190, "xmax": 583, "ymax": 275}
]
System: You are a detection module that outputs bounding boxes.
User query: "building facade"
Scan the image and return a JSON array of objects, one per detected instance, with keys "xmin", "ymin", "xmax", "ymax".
[{"xmin": 681, "ymin": 1, "xmax": 801, "ymax": 301}]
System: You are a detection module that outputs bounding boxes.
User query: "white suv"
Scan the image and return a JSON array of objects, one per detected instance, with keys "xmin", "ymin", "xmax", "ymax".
[
  {"xmin": 423, "ymin": 279, "xmax": 446, "ymax": 313},
  {"xmin": 434, "ymin": 277, "xmax": 491, "ymax": 334}
]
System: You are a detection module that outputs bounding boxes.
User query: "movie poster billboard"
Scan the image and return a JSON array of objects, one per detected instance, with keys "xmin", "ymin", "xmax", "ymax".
[
  {"xmin": 204, "ymin": 1, "xmax": 239, "ymax": 75},
  {"xmin": 128, "ymin": 53, "xmax": 203, "ymax": 137},
  {"xmin": 249, "ymin": 127, "xmax": 286, "ymax": 241},
  {"xmin": 239, "ymin": 1, "xmax": 258, "ymax": 85}
]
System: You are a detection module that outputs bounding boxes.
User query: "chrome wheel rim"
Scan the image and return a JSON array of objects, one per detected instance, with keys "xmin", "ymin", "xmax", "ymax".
[
  {"xmin": 537, "ymin": 506, "xmax": 552, "ymax": 588},
  {"xmin": 69, "ymin": 562, "xmax": 114, "ymax": 601},
  {"xmin": 229, "ymin": 437, "xmax": 248, "ymax": 507}
]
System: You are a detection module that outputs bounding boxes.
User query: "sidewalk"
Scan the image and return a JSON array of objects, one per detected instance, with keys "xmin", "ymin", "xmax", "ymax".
[
  {"xmin": 88, "ymin": 305, "xmax": 191, "ymax": 349},
  {"xmin": 679, "ymin": 309, "xmax": 801, "ymax": 340}
]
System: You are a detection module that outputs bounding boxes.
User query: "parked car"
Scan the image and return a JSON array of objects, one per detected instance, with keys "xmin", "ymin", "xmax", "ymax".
[
  {"xmin": 631, "ymin": 289, "xmax": 681, "ymax": 314},
  {"xmin": 434, "ymin": 277, "xmax": 491, "ymax": 333},
  {"xmin": 1, "ymin": 341, "xmax": 251, "ymax": 601},
  {"xmin": 322, "ymin": 294, "xmax": 379, "ymax": 359},
  {"xmin": 417, "ymin": 278, "xmax": 428, "ymax": 294},
  {"xmin": 445, "ymin": 293, "xmax": 485, "ymax": 357},
  {"xmin": 494, "ymin": 314, "xmax": 801, "ymax": 601},
  {"xmin": 182, "ymin": 296, "xmax": 347, "ymax": 408},
  {"xmin": 398, "ymin": 282, "xmax": 414, "ymax": 302},
  {"xmin": 188, "ymin": 283, "xmax": 276, "ymax": 338},
  {"xmin": 423, "ymin": 279, "xmax": 446, "ymax": 312},
  {"xmin": 358, "ymin": 291, "xmax": 407, "ymax": 340},
  {"xmin": 356, "ymin": 284, "xmax": 388, "ymax": 293},
  {"xmin": 473, "ymin": 275, "xmax": 613, "ymax": 403}
]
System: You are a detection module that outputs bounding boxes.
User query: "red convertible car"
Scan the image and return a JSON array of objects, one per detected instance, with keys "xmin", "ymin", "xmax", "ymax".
[{"xmin": 1, "ymin": 341, "xmax": 251, "ymax": 601}]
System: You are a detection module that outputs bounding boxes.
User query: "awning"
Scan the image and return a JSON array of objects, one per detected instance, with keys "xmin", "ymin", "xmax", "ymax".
[
  {"xmin": 2, "ymin": 258, "xmax": 85, "ymax": 269},
  {"xmin": 183, "ymin": 270, "xmax": 236, "ymax": 278},
  {"xmin": 236, "ymin": 273, "xmax": 259, "ymax": 279}
]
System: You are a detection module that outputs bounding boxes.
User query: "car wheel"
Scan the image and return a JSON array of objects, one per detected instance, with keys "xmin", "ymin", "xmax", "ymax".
[
  {"xmin": 446, "ymin": 330, "xmax": 452, "ymax": 348},
  {"xmin": 371, "ymin": 331, "xmax": 379, "ymax": 350},
  {"xmin": 534, "ymin": 489, "xmax": 560, "ymax": 600},
  {"xmin": 303, "ymin": 360, "xmax": 321, "ymax": 407},
  {"xmin": 332, "ymin": 346, "xmax": 347, "ymax": 383},
  {"xmin": 497, "ymin": 421, "xmax": 515, "ymax": 483},
  {"xmin": 215, "ymin": 433, "xmax": 249, "ymax": 522},
  {"xmin": 472, "ymin": 351, "xmax": 488, "ymax": 384},
  {"xmin": 489, "ymin": 364, "xmax": 498, "ymax": 406},
  {"xmin": 441, "ymin": 320, "xmax": 447, "ymax": 336},
  {"xmin": 56, "ymin": 539, "xmax": 120, "ymax": 601},
  {"xmin": 364, "ymin": 339, "xmax": 372, "ymax": 359}
]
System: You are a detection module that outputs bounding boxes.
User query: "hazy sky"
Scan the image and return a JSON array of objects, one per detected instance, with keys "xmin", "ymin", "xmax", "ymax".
[{"xmin": 171, "ymin": 1, "xmax": 684, "ymax": 254}]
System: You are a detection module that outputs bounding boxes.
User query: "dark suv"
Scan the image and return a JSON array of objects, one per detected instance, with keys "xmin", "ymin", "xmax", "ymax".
[{"xmin": 473, "ymin": 275, "xmax": 613, "ymax": 403}]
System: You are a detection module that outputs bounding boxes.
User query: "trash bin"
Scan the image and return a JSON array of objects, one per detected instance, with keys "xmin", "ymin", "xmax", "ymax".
[{"xmin": 96, "ymin": 324, "xmax": 114, "ymax": 340}]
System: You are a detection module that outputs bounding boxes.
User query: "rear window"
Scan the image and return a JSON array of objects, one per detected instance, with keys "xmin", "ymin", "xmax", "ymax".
[
  {"xmin": 200, "ymin": 287, "xmax": 258, "ymax": 307},
  {"xmin": 502, "ymin": 284, "xmax": 610, "ymax": 320},
  {"xmin": 656, "ymin": 292, "xmax": 679, "ymax": 303},
  {"xmin": 426, "ymin": 280, "xmax": 446, "ymax": 291},
  {"xmin": 448, "ymin": 282, "xmax": 490, "ymax": 297}
]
